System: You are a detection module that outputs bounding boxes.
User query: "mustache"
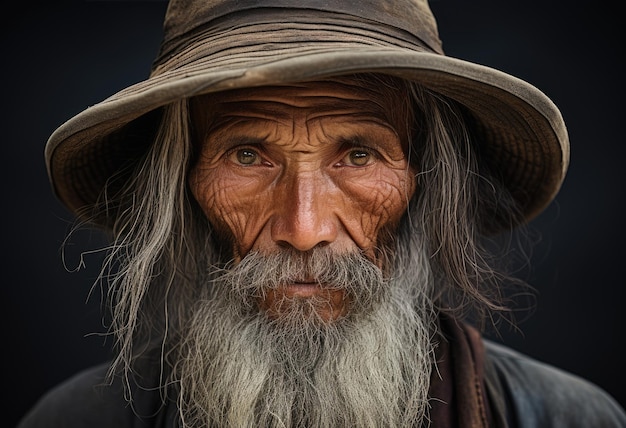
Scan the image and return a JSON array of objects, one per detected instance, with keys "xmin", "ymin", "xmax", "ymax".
[{"xmin": 214, "ymin": 247, "xmax": 389, "ymax": 313}]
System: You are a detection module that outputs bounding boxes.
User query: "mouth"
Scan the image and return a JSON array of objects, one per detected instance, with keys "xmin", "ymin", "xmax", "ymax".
[
  {"xmin": 258, "ymin": 280, "xmax": 349, "ymax": 322},
  {"xmin": 282, "ymin": 281, "xmax": 322, "ymax": 298}
]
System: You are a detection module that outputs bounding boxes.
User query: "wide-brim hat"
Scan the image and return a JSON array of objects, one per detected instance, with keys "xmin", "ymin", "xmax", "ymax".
[{"xmin": 45, "ymin": 0, "xmax": 569, "ymax": 232}]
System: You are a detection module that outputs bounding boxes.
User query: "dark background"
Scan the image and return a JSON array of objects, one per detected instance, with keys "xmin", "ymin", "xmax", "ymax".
[{"xmin": 4, "ymin": 1, "xmax": 624, "ymax": 426}]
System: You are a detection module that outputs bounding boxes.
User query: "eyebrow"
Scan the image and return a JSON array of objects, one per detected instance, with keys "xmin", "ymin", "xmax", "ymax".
[
  {"xmin": 206, "ymin": 133, "xmax": 267, "ymax": 152},
  {"xmin": 336, "ymin": 130, "xmax": 403, "ymax": 155},
  {"xmin": 337, "ymin": 134, "xmax": 372, "ymax": 147}
]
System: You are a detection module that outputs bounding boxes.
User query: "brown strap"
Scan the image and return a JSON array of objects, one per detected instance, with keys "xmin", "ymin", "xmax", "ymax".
[{"xmin": 427, "ymin": 316, "xmax": 496, "ymax": 427}]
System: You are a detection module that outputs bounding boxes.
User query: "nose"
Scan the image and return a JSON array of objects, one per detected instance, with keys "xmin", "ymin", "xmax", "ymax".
[{"xmin": 270, "ymin": 173, "xmax": 339, "ymax": 251}]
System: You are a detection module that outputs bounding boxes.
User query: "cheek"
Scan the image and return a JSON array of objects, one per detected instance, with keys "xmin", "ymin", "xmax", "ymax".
[
  {"xmin": 339, "ymin": 167, "xmax": 414, "ymax": 246},
  {"xmin": 188, "ymin": 164, "xmax": 273, "ymax": 256}
]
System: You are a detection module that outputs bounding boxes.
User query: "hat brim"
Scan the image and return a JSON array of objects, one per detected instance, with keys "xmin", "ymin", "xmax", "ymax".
[{"xmin": 45, "ymin": 48, "xmax": 569, "ymax": 230}]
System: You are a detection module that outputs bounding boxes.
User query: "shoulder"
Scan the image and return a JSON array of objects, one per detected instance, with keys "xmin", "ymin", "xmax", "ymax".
[
  {"xmin": 484, "ymin": 340, "xmax": 626, "ymax": 428},
  {"xmin": 17, "ymin": 362, "xmax": 173, "ymax": 428}
]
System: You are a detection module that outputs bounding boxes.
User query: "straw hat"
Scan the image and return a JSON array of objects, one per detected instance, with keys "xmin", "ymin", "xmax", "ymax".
[{"xmin": 45, "ymin": 0, "xmax": 569, "ymax": 231}]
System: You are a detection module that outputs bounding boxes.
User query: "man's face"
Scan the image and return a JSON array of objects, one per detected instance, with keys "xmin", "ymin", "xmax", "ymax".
[{"xmin": 188, "ymin": 79, "xmax": 416, "ymax": 322}]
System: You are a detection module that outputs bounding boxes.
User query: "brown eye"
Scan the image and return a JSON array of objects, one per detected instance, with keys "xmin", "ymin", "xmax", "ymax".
[
  {"xmin": 234, "ymin": 149, "xmax": 258, "ymax": 165},
  {"xmin": 348, "ymin": 150, "xmax": 371, "ymax": 166}
]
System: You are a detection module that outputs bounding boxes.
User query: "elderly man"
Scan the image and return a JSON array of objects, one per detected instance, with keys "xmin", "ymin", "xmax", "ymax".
[{"xmin": 18, "ymin": 0, "xmax": 626, "ymax": 427}]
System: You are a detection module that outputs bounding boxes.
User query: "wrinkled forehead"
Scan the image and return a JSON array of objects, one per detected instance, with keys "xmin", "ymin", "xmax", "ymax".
[{"xmin": 190, "ymin": 75, "xmax": 414, "ymax": 142}]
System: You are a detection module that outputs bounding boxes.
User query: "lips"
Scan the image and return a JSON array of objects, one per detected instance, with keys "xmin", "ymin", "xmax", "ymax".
[
  {"xmin": 283, "ymin": 282, "xmax": 321, "ymax": 298},
  {"xmin": 258, "ymin": 281, "xmax": 349, "ymax": 321}
]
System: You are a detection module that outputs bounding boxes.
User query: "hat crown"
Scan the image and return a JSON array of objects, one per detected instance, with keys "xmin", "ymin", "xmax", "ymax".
[{"xmin": 160, "ymin": 0, "xmax": 443, "ymax": 57}]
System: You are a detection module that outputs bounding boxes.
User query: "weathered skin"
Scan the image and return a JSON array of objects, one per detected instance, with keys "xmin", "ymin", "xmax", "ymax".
[{"xmin": 188, "ymin": 80, "xmax": 416, "ymax": 321}]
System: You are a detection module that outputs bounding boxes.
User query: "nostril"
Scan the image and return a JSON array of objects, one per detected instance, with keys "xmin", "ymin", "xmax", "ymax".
[
  {"xmin": 270, "ymin": 210, "xmax": 338, "ymax": 251},
  {"xmin": 275, "ymin": 239, "xmax": 331, "ymax": 251}
]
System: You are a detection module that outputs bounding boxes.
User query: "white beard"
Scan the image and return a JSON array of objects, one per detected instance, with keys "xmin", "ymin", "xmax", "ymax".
[{"xmin": 174, "ymin": 248, "xmax": 437, "ymax": 428}]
